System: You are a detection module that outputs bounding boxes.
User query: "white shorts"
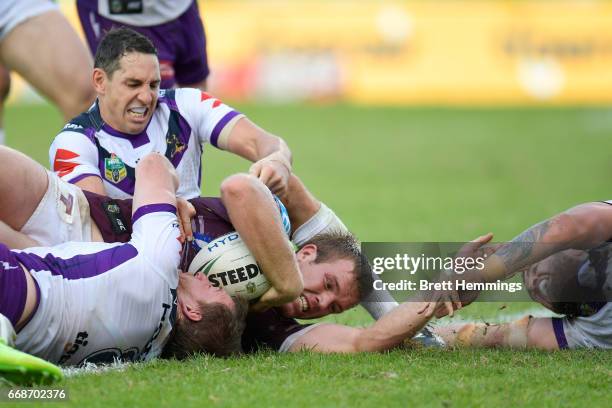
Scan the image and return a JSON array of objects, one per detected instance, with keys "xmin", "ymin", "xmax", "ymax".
[
  {"xmin": 20, "ymin": 171, "xmax": 92, "ymax": 247},
  {"xmin": 555, "ymin": 302, "xmax": 612, "ymax": 349},
  {"xmin": 0, "ymin": 0, "xmax": 58, "ymax": 41}
]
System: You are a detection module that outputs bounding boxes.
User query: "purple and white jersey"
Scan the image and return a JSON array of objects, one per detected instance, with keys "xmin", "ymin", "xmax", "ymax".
[
  {"xmin": 14, "ymin": 205, "xmax": 181, "ymax": 366},
  {"xmin": 84, "ymin": 0, "xmax": 193, "ymax": 27},
  {"xmin": 49, "ymin": 88, "xmax": 244, "ymax": 199}
]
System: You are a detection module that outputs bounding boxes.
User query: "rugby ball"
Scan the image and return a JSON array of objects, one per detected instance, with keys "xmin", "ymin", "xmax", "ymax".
[{"xmin": 187, "ymin": 232, "xmax": 270, "ymax": 300}]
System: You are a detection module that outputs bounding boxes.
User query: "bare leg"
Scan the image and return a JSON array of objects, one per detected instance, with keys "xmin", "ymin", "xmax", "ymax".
[
  {"xmin": 434, "ymin": 316, "xmax": 559, "ymax": 350},
  {"xmin": 0, "ymin": 221, "xmax": 39, "ymax": 249},
  {"xmin": 0, "ymin": 65, "xmax": 10, "ymax": 145},
  {"xmin": 0, "ymin": 10, "xmax": 95, "ymax": 120},
  {"xmin": 0, "ymin": 146, "xmax": 47, "ymax": 230}
]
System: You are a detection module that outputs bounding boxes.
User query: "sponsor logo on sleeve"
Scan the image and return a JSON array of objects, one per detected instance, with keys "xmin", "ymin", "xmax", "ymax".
[
  {"xmin": 200, "ymin": 91, "xmax": 222, "ymax": 108},
  {"xmin": 53, "ymin": 149, "xmax": 80, "ymax": 177}
]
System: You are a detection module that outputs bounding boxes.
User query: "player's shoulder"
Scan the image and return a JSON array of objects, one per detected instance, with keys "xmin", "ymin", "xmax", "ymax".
[
  {"xmin": 55, "ymin": 104, "xmax": 104, "ymax": 143},
  {"xmin": 157, "ymin": 88, "xmax": 200, "ymax": 110}
]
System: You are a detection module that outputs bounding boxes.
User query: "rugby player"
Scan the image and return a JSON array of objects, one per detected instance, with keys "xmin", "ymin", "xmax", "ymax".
[
  {"xmin": 1, "ymin": 146, "xmax": 444, "ymax": 354},
  {"xmin": 434, "ymin": 202, "xmax": 612, "ymax": 349},
  {"xmin": 0, "ymin": 145, "xmax": 303, "ymax": 311},
  {"xmin": 49, "ymin": 27, "xmax": 292, "ymax": 200},
  {"xmin": 77, "ymin": 0, "xmax": 210, "ymax": 91},
  {"xmin": 0, "ymin": 153, "xmax": 247, "ymax": 378}
]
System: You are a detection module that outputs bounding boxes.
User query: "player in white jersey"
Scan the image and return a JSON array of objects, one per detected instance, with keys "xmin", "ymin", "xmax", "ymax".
[
  {"xmin": 0, "ymin": 153, "xmax": 247, "ymax": 366},
  {"xmin": 49, "ymin": 27, "xmax": 291, "ymax": 200},
  {"xmin": 433, "ymin": 201, "xmax": 612, "ymax": 349}
]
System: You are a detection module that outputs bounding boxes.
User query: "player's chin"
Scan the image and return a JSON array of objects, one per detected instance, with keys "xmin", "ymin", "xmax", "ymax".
[{"xmin": 278, "ymin": 301, "xmax": 301, "ymax": 318}]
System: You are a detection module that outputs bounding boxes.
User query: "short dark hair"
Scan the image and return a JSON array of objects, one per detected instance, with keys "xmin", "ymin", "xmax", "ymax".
[
  {"xmin": 161, "ymin": 298, "xmax": 248, "ymax": 359},
  {"xmin": 300, "ymin": 231, "xmax": 374, "ymax": 300},
  {"xmin": 94, "ymin": 27, "xmax": 157, "ymax": 77}
]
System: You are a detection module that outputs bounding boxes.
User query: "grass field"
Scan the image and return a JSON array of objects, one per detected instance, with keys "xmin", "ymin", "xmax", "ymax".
[{"xmin": 2, "ymin": 103, "xmax": 611, "ymax": 407}]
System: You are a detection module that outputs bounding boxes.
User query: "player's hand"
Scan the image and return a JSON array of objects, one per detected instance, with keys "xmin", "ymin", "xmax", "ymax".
[
  {"xmin": 456, "ymin": 232, "xmax": 495, "ymax": 259},
  {"xmin": 176, "ymin": 197, "xmax": 196, "ymax": 243},
  {"xmin": 250, "ymin": 286, "xmax": 298, "ymax": 313},
  {"xmin": 249, "ymin": 155, "xmax": 291, "ymax": 197},
  {"xmin": 417, "ymin": 288, "xmax": 461, "ymax": 318}
]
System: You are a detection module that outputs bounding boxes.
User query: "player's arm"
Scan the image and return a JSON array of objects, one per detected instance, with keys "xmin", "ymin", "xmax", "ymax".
[
  {"xmin": 132, "ymin": 153, "xmax": 178, "ymax": 212},
  {"xmin": 479, "ymin": 202, "xmax": 612, "ymax": 282},
  {"xmin": 220, "ymin": 174, "xmax": 302, "ymax": 309},
  {"xmin": 224, "ymin": 118, "xmax": 293, "ymax": 197},
  {"xmin": 179, "ymin": 88, "xmax": 292, "ymax": 196},
  {"xmin": 281, "ymin": 174, "xmax": 322, "ymax": 232},
  {"xmin": 74, "ymin": 176, "xmax": 106, "ymax": 195},
  {"xmin": 288, "ymin": 301, "xmax": 434, "ymax": 353},
  {"xmin": 49, "ymin": 130, "xmax": 106, "ymax": 195},
  {"xmin": 130, "ymin": 153, "xmax": 181, "ymax": 280}
]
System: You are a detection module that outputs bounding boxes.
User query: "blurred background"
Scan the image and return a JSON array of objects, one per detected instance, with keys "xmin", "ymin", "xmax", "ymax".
[
  {"xmin": 1, "ymin": 0, "xmax": 610, "ymax": 338},
  {"xmin": 9, "ymin": 0, "xmax": 612, "ymax": 106}
]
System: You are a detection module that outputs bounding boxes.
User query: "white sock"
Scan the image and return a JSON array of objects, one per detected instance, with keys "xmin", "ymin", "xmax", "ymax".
[{"xmin": 0, "ymin": 128, "xmax": 4, "ymax": 145}]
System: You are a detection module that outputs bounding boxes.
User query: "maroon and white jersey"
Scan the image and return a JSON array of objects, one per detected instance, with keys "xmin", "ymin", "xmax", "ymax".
[
  {"xmin": 50, "ymin": 88, "xmax": 243, "ymax": 199},
  {"xmin": 84, "ymin": 192, "xmax": 234, "ymax": 270}
]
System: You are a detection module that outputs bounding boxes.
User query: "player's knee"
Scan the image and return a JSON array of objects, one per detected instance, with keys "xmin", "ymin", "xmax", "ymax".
[
  {"xmin": 220, "ymin": 173, "xmax": 259, "ymax": 202},
  {"xmin": 136, "ymin": 153, "xmax": 177, "ymax": 186}
]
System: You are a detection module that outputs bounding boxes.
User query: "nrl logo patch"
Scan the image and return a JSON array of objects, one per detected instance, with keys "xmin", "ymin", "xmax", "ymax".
[{"xmin": 104, "ymin": 154, "xmax": 127, "ymax": 183}]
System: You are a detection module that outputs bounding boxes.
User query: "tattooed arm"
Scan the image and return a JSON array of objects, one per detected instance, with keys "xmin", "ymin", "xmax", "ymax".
[{"xmin": 479, "ymin": 202, "xmax": 612, "ymax": 282}]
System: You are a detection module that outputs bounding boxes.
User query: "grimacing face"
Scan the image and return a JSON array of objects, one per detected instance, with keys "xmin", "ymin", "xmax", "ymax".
[
  {"xmin": 278, "ymin": 244, "xmax": 360, "ymax": 319},
  {"xmin": 94, "ymin": 51, "xmax": 160, "ymax": 135}
]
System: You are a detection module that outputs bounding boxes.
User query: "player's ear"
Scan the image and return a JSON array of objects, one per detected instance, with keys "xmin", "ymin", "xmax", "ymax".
[
  {"xmin": 92, "ymin": 68, "xmax": 108, "ymax": 94},
  {"xmin": 296, "ymin": 244, "xmax": 317, "ymax": 263},
  {"xmin": 180, "ymin": 301, "xmax": 203, "ymax": 322}
]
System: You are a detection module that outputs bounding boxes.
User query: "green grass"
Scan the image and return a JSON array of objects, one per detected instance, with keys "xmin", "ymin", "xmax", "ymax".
[{"xmin": 3, "ymin": 103, "xmax": 612, "ymax": 407}]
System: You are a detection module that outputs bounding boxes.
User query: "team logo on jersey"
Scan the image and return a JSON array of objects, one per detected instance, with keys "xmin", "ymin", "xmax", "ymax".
[
  {"xmin": 104, "ymin": 154, "xmax": 127, "ymax": 184},
  {"xmin": 167, "ymin": 133, "xmax": 186, "ymax": 159}
]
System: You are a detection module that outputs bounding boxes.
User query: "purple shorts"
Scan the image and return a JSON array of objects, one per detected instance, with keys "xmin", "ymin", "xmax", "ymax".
[
  {"xmin": 0, "ymin": 244, "xmax": 28, "ymax": 327},
  {"xmin": 77, "ymin": 0, "xmax": 209, "ymax": 88}
]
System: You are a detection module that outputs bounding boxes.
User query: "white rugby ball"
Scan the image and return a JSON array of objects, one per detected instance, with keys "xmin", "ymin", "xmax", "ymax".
[{"xmin": 187, "ymin": 232, "xmax": 270, "ymax": 300}]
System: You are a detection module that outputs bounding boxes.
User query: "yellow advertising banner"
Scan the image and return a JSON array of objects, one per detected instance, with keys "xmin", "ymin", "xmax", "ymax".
[
  {"xmin": 11, "ymin": 0, "xmax": 612, "ymax": 105},
  {"xmin": 201, "ymin": 0, "xmax": 612, "ymax": 105}
]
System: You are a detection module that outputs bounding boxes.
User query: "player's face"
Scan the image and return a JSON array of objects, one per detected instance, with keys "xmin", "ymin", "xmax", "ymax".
[
  {"xmin": 278, "ymin": 246, "xmax": 360, "ymax": 319},
  {"xmin": 96, "ymin": 52, "xmax": 160, "ymax": 135},
  {"xmin": 523, "ymin": 249, "xmax": 587, "ymax": 309},
  {"xmin": 180, "ymin": 272, "xmax": 235, "ymax": 311}
]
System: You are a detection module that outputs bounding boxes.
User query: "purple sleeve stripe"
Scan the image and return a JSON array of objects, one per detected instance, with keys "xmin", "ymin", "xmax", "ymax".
[
  {"xmin": 69, "ymin": 173, "xmax": 102, "ymax": 184},
  {"xmin": 210, "ymin": 111, "xmax": 241, "ymax": 147},
  {"xmin": 0, "ymin": 246, "xmax": 27, "ymax": 327},
  {"xmin": 551, "ymin": 317, "xmax": 569, "ymax": 349},
  {"xmin": 132, "ymin": 203, "xmax": 177, "ymax": 224}
]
